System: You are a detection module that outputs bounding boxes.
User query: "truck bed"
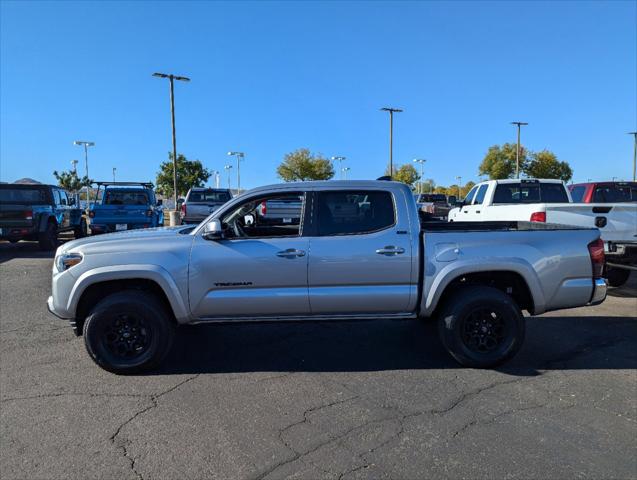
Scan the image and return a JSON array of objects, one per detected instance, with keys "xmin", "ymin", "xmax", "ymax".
[{"xmin": 421, "ymin": 219, "xmax": 597, "ymax": 232}]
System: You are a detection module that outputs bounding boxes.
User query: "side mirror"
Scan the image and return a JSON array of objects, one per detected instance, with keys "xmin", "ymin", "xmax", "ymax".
[
  {"xmin": 202, "ymin": 219, "xmax": 223, "ymax": 241},
  {"xmin": 156, "ymin": 199, "xmax": 163, "ymax": 207}
]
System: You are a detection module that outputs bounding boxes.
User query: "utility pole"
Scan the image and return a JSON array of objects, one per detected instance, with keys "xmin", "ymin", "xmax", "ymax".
[
  {"xmin": 510, "ymin": 122, "xmax": 528, "ymax": 179},
  {"xmin": 331, "ymin": 156, "xmax": 346, "ymax": 179},
  {"xmin": 153, "ymin": 72, "xmax": 190, "ymax": 223},
  {"xmin": 628, "ymin": 132, "xmax": 637, "ymax": 181},
  {"xmin": 224, "ymin": 165, "xmax": 233, "ymax": 190},
  {"xmin": 342, "ymin": 167, "xmax": 351, "ymax": 180},
  {"xmin": 455, "ymin": 176, "xmax": 462, "ymax": 199},
  {"xmin": 227, "ymin": 152, "xmax": 245, "ymax": 193},
  {"xmin": 413, "ymin": 158, "xmax": 426, "ymax": 194},
  {"xmin": 112, "ymin": 167, "xmax": 116, "ymax": 182},
  {"xmin": 381, "ymin": 107, "xmax": 403, "ymax": 178},
  {"xmin": 73, "ymin": 141, "xmax": 94, "ymax": 205}
]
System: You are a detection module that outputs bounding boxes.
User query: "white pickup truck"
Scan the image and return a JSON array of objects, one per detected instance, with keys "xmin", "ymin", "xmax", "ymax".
[
  {"xmin": 48, "ymin": 180, "xmax": 609, "ymax": 374},
  {"xmin": 448, "ymin": 179, "xmax": 637, "ymax": 286}
]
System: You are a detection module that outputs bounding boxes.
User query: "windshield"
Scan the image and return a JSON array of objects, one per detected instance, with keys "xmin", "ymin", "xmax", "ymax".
[
  {"xmin": 188, "ymin": 190, "xmax": 231, "ymax": 203},
  {"xmin": 0, "ymin": 187, "xmax": 48, "ymax": 204},
  {"xmin": 103, "ymin": 190, "xmax": 150, "ymax": 206}
]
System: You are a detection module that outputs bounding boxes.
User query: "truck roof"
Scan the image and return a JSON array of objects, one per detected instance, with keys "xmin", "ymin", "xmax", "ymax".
[{"xmin": 488, "ymin": 178, "xmax": 564, "ymax": 185}]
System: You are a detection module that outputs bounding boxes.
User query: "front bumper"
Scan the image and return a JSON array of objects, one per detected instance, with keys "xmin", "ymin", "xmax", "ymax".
[
  {"xmin": 589, "ymin": 278, "xmax": 608, "ymax": 306},
  {"xmin": 47, "ymin": 296, "xmax": 81, "ymax": 336}
]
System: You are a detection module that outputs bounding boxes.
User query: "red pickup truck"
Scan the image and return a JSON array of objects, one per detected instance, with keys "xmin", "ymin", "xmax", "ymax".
[{"xmin": 568, "ymin": 181, "xmax": 637, "ymax": 203}]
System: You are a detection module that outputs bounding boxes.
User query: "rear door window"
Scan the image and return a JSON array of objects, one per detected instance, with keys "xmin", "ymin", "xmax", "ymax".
[
  {"xmin": 317, "ymin": 190, "xmax": 395, "ymax": 236},
  {"xmin": 569, "ymin": 186, "xmax": 586, "ymax": 202}
]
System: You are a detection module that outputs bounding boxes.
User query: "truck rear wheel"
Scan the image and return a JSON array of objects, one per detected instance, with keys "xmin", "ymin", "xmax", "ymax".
[
  {"xmin": 606, "ymin": 267, "xmax": 630, "ymax": 288},
  {"xmin": 83, "ymin": 291, "xmax": 175, "ymax": 374},
  {"xmin": 74, "ymin": 218, "xmax": 87, "ymax": 239},
  {"xmin": 438, "ymin": 286, "xmax": 525, "ymax": 368},
  {"xmin": 38, "ymin": 220, "xmax": 58, "ymax": 251}
]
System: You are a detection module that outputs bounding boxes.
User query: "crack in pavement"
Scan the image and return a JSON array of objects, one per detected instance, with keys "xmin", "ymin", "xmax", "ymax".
[{"xmin": 109, "ymin": 374, "xmax": 200, "ymax": 480}]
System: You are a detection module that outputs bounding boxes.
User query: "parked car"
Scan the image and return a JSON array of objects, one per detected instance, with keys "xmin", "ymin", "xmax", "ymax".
[
  {"xmin": 0, "ymin": 184, "xmax": 87, "ymax": 250},
  {"xmin": 48, "ymin": 180, "xmax": 606, "ymax": 374},
  {"xmin": 569, "ymin": 181, "xmax": 637, "ymax": 203},
  {"xmin": 88, "ymin": 182, "xmax": 163, "ymax": 234},
  {"xmin": 448, "ymin": 178, "xmax": 637, "ymax": 287},
  {"xmin": 180, "ymin": 188, "xmax": 232, "ymax": 224},
  {"xmin": 414, "ymin": 193, "xmax": 452, "ymax": 219}
]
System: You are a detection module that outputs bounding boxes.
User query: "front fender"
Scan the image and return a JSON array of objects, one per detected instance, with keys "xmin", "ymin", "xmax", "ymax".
[
  {"xmin": 67, "ymin": 264, "xmax": 190, "ymax": 323},
  {"xmin": 420, "ymin": 257, "xmax": 547, "ymax": 317}
]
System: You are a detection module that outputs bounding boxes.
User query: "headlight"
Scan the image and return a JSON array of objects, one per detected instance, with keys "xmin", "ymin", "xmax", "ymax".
[{"xmin": 55, "ymin": 253, "xmax": 83, "ymax": 272}]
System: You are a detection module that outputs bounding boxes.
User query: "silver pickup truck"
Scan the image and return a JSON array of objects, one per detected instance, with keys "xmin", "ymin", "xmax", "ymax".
[{"xmin": 47, "ymin": 180, "xmax": 607, "ymax": 374}]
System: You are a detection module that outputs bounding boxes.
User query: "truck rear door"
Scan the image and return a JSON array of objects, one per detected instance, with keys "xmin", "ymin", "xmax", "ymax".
[{"xmin": 307, "ymin": 189, "xmax": 414, "ymax": 314}]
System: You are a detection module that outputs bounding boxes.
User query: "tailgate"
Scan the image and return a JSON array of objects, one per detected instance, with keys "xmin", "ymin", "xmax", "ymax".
[
  {"xmin": 91, "ymin": 205, "xmax": 149, "ymax": 224},
  {"xmin": 0, "ymin": 205, "xmax": 35, "ymax": 228},
  {"xmin": 187, "ymin": 204, "xmax": 219, "ymax": 217},
  {"xmin": 545, "ymin": 204, "xmax": 637, "ymax": 244}
]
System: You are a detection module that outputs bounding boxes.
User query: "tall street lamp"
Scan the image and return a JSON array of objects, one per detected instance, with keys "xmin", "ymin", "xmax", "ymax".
[
  {"xmin": 413, "ymin": 158, "xmax": 426, "ymax": 194},
  {"xmin": 628, "ymin": 132, "xmax": 637, "ymax": 181},
  {"xmin": 224, "ymin": 165, "xmax": 233, "ymax": 190},
  {"xmin": 381, "ymin": 107, "xmax": 403, "ymax": 178},
  {"xmin": 331, "ymin": 156, "xmax": 346, "ymax": 179},
  {"xmin": 73, "ymin": 141, "xmax": 94, "ymax": 204},
  {"xmin": 71, "ymin": 159, "xmax": 78, "ymax": 173},
  {"xmin": 153, "ymin": 72, "xmax": 190, "ymax": 221},
  {"xmin": 511, "ymin": 121, "xmax": 528, "ymax": 179},
  {"xmin": 227, "ymin": 152, "xmax": 245, "ymax": 193},
  {"xmin": 455, "ymin": 176, "xmax": 462, "ymax": 199},
  {"xmin": 342, "ymin": 167, "xmax": 351, "ymax": 180}
]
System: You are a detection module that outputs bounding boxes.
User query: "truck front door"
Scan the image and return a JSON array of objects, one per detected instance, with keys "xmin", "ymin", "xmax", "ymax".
[
  {"xmin": 307, "ymin": 189, "xmax": 415, "ymax": 315},
  {"xmin": 188, "ymin": 191, "xmax": 310, "ymax": 319}
]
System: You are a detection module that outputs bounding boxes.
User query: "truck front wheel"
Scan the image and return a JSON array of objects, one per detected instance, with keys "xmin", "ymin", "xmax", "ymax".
[
  {"xmin": 438, "ymin": 286, "xmax": 525, "ymax": 368},
  {"xmin": 38, "ymin": 220, "xmax": 58, "ymax": 251},
  {"xmin": 83, "ymin": 291, "xmax": 175, "ymax": 374}
]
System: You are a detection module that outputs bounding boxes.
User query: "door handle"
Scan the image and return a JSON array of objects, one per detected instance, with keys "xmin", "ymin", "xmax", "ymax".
[
  {"xmin": 376, "ymin": 246, "xmax": 405, "ymax": 256},
  {"xmin": 276, "ymin": 248, "xmax": 306, "ymax": 258}
]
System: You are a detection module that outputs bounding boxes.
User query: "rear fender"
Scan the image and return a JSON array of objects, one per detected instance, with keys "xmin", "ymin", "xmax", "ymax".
[{"xmin": 421, "ymin": 258, "xmax": 546, "ymax": 317}]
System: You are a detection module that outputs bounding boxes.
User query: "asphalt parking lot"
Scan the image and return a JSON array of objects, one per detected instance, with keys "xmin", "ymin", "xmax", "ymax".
[{"xmin": 1, "ymin": 240, "xmax": 636, "ymax": 480}]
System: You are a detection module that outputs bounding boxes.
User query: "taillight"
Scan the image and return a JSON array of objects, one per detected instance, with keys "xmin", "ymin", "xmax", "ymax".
[
  {"xmin": 89, "ymin": 210, "xmax": 95, "ymax": 218},
  {"xmin": 587, "ymin": 238, "xmax": 605, "ymax": 279},
  {"xmin": 24, "ymin": 209, "xmax": 33, "ymax": 220},
  {"xmin": 530, "ymin": 211, "xmax": 546, "ymax": 222},
  {"xmin": 259, "ymin": 201, "xmax": 267, "ymax": 215}
]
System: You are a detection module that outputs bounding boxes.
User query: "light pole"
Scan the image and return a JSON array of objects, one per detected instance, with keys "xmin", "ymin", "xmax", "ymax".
[
  {"xmin": 510, "ymin": 122, "xmax": 528, "ymax": 179},
  {"xmin": 73, "ymin": 141, "xmax": 94, "ymax": 204},
  {"xmin": 212, "ymin": 170, "xmax": 221, "ymax": 188},
  {"xmin": 455, "ymin": 176, "xmax": 462, "ymax": 199},
  {"xmin": 413, "ymin": 158, "xmax": 426, "ymax": 194},
  {"xmin": 331, "ymin": 156, "xmax": 346, "ymax": 179},
  {"xmin": 224, "ymin": 165, "xmax": 233, "ymax": 190},
  {"xmin": 628, "ymin": 132, "xmax": 637, "ymax": 181},
  {"xmin": 342, "ymin": 167, "xmax": 351, "ymax": 180},
  {"xmin": 71, "ymin": 159, "xmax": 78, "ymax": 175},
  {"xmin": 227, "ymin": 152, "xmax": 244, "ymax": 193},
  {"xmin": 153, "ymin": 72, "xmax": 190, "ymax": 222},
  {"xmin": 381, "ymin": 107, "xmax": 403, "ymax": 178}
]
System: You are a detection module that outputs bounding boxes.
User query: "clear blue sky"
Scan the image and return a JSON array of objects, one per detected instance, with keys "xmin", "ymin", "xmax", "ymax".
[{"xmin": 1, "ymin": 0, "xmax": 635, "ymax": 188}]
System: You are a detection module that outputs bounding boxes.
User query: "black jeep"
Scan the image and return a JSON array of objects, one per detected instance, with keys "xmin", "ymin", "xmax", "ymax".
[{"xmin": 0, "ymin": 184, "xmax": 88, "ymax": 250}]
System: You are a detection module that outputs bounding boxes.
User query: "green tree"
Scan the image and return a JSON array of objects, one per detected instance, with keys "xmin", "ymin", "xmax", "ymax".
[
  {"xmin": 155, "ymin": 153, "xmax": 211, "ymax": 198},
  {"xmin": 53, "ymin": 169, "xmax": 93, "ymax": 193},
  {"xmin": 479, "ymin": 143, "xmax": 528, "ymax": 179},
  {"xmin": 277, "ymin": 148, "xmax": 334, "ymax": 181},
  {"xmin": 524, "ymin": 150, "xmax": 573, "ymax": 182},
  {"xmin": 386, "ymin": 164, "xmax": 420, "ymax": 188}
]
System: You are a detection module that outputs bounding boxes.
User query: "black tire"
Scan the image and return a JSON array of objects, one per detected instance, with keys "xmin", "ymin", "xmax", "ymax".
[
  {"xmin": 83, "ymin": 291, "xmax": 175, "ymax": 374},
  {"xmin": 38, "ymin": 220, "xmax": 58, "ymax": 251},
  {"xmin": 606, "ymin": 267, "xmax": 631, "ymax": 288},
  {"xmin": 438, "ymin": 286, "xmax": 525, "ymax": 368},
  {"xmin": 74, "ymin": 217, "xmax": 87, "ymax": 239}
]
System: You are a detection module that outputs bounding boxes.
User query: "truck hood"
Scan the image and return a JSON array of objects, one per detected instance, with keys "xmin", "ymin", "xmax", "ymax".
[{"xmin": 58, "ymin": 226, "xmax": 193, "ymax": 254}]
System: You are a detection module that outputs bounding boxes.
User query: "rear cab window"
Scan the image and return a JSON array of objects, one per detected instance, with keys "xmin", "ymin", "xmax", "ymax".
[
  {"xmin": 188, "ymin": 190, "xmax": 231, "ymax": 203},
  {"xmin": 316, "ymin": 190, "xmax": 395, "ymax": 236},
  {"xmin": 493, "ymin": 181, "xmax": 568, "ymax": 204},
  {"xmin": 0, "ymin": 186, "xmax": 50, "ymax": 205},
  {"xmin": 593, "ymin": 184, "xmax": 635, "ymax": 202},
  {"xmin": 104, "ymin": 189, "xmax": 150, "ymax": 206}
]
